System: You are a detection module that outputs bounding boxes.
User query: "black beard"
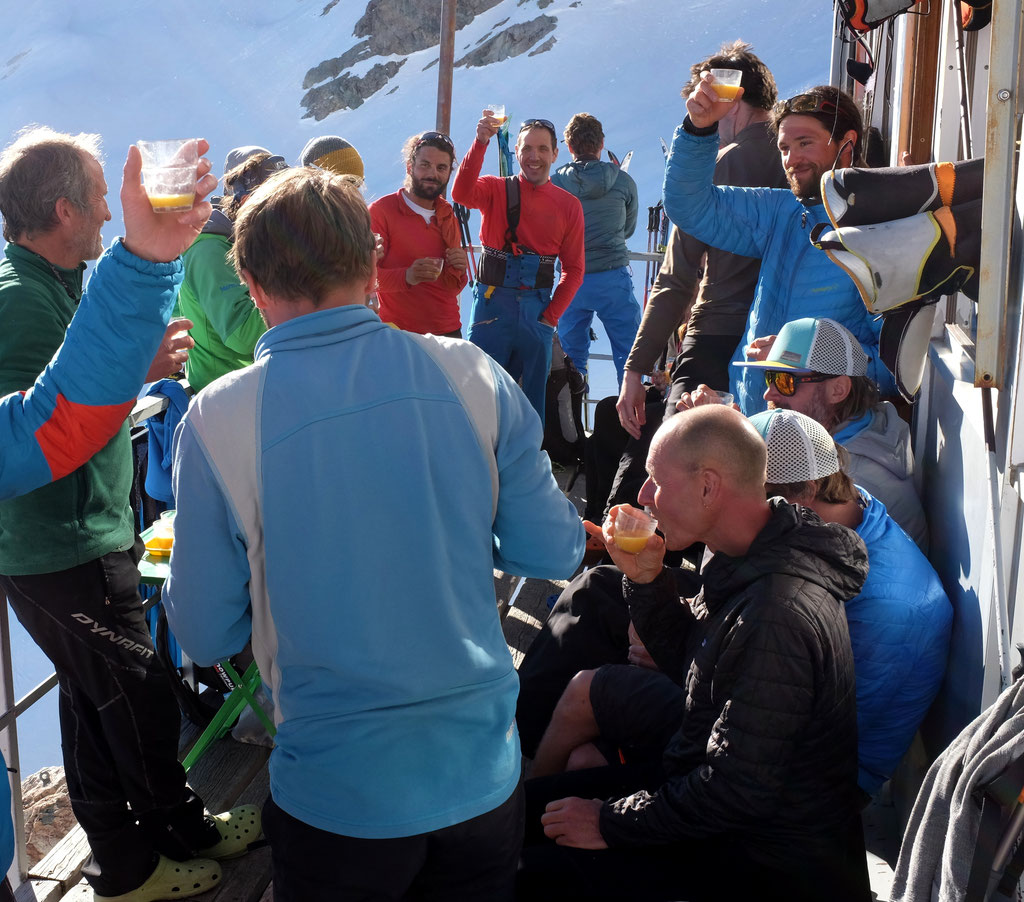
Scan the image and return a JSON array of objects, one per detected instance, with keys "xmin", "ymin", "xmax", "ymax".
[{"xmin": 410, "ymin": 177, "xmax": 444, "ymax": 201}]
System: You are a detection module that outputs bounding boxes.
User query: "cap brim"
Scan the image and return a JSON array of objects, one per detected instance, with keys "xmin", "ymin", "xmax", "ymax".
[{"xmin": 731, "ymin": 359, "xmax": 814, "ymax": 373}]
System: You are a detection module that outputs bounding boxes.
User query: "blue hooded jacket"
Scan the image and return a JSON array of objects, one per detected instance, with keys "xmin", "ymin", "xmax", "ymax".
[
  {"xmin": 850, "ymin": 490, "xmax": 951, "ymax": 793},
  {"xmin": 663, "ymin": 124, "xmax": 896, "ymax": 413},
  {"xmin": 551, "ymin": 160, "xmax": 637, "ymax": 272}
]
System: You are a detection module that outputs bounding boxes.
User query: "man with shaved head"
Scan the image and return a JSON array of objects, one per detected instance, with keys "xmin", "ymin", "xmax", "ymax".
[{"xmin": 516, "ymin": 406, "xmax": 871, "ymax": 901}]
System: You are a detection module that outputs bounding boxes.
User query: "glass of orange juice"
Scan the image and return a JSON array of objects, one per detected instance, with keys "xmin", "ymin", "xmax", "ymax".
[
  {"xmin": 138, "ymin": 139, "xmax": 198, "ymax": 213},
  {"xmin": 709, "ymin": 68, "xmax": 743, "ymax": 102},
  {"xmin": 609, "ymin": 505, "xmax": 658, "ymax": 554}
]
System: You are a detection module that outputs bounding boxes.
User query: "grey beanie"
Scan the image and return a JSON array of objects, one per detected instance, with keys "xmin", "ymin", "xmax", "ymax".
[{"xmin": 224, "ymin": 145, "xmax": 271, "ymax": 175}]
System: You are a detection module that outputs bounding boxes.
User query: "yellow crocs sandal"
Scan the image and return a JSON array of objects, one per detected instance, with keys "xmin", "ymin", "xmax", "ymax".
[
  {"xmin": 197, "ymin": 804, "xmax": 263, "ymax": 860},
  {"xmin": 93, "ymin": 855, "xmax": 221, "ymax": 902}
]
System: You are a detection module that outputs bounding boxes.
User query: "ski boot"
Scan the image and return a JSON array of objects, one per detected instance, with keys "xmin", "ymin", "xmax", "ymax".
[{"xmin": 821, "ymin": 157, "xmax": 983, "ymax": 228}]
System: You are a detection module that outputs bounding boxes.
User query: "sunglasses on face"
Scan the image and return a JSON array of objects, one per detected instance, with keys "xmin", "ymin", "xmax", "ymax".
[
  {"xmin": 764, "ymin": 370, "xmax": 835, "ymax": 396},
  {"xmin": 414, "ymin": 131, "xmax": 455, "ymax": 154}
]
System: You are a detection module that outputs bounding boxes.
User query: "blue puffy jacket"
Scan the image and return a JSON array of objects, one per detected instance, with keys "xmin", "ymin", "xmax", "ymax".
[
  {"xmin": 850, "ymin": 490, "xmax": 952, "ymax": 793},
  {"xmin": 663, "ymin": 124, "xmax": 896, "ymax": 413}
]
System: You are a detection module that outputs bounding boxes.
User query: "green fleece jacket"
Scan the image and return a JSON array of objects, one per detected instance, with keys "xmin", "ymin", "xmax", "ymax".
[
  {"xmin": 176, "ymin": 211, "xmax": 266, "ymax": 391},
  {"xmin": 0, "ymin": 244, "xmax": 135, "ymax": 575}
]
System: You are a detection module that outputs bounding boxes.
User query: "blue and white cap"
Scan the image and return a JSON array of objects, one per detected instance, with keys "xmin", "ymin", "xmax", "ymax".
[
  {"xmin": 734, "ymin": 317, "xmax": 869, "ymax": 376},
  {"xmin": 749, "ymin": 409, "xmax": 841, "ymax": 484}
]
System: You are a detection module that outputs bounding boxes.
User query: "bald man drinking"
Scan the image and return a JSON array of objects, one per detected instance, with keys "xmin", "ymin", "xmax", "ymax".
[{"xmin": 517, "ymin": 406, "xmax": 872, "ymax": 902}]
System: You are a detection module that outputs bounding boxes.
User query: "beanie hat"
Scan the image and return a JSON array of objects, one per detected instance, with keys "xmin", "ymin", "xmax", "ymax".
[
  {"xmin": 299, "ymin": 136, "xmax": 365, "ymax": 181},
  {"xmin": 224, "ymin": 146, "xmax": 271, "ymax": 175},
  {"xmin": 749, "ymin": 409, "xmax": 841, "ymax": 484},
  {"xmin": 734, "ymin": 317, "xmax": 870, "ymax": 376},
  {"xmin": 226, "ymin": 154, "xmax": 288, "ymax": 198}
]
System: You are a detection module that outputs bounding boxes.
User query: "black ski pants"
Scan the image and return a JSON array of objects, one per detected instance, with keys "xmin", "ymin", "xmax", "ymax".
[
  {"xmin": 1, "ymin": 539, "xmax": 213, "ymax": 896},
  {"xmin": 263, "ymin": 781, "xmax": 524, "ymax": 902}
]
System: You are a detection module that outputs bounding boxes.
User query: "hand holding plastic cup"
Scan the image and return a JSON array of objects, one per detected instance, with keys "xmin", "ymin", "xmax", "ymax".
[
  {"xmin": 709, "ymin": 68, "xmax": 743, "ymax": 102},
  {"xmin": 137, "ymin": 139, "xmax": 199, "ymax": 213},
  {"xmin": 608, "ymin": 505, "xmax": 658, "ymax": 554}
]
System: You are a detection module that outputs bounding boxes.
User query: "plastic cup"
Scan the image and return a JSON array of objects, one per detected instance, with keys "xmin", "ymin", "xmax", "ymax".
[
  {"xmin": 609, "ymin": 506, "xmax": 658, "ymax": 554},
  {"xmin": 709, "ymin": 68, "xmax": 743, "ymax": 102},
  {"xmin": 137, "ymin": 139, "xmax": 198, "ymax": 213},
  {"xmin": 146, "ymin": 510, "xmax": 176, "ymax": 556},
  {"xmin": 487, "ymin": 104, "xmax": 507, "ymax": 125},
  {"xmin": 712, "ymin": 390, "xmax": 735, "ymax": 405}
]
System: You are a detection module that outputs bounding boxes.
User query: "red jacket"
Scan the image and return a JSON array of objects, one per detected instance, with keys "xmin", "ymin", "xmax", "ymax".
[
  {"xmin": 451, "ymin": 138, "xmax": 585, "ymax": 323},
  {"xmin": 369, "ymin": 190, "xmax": 468, "ymax": 334}
]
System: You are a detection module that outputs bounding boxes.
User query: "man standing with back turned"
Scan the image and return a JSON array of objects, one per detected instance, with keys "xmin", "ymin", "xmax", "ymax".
[
  {"xmin": 164, "ymin": 166, "xmax": 584, "ymax": 901},
  {"xmin": 453, "ymin": 112, "xmax": 585, "ymax": 424}
]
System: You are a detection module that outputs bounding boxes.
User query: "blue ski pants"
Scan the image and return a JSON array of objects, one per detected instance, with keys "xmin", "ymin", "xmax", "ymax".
[
  {"xmin": 468, "ymin": 284, "xmax": 553, "ymax": 426},
  {"xmin": 556, "ymin": 266, "xmax": 640, "ymax": 386}
]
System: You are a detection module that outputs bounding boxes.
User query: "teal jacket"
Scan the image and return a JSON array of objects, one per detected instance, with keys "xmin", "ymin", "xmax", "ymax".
[
  {"xmin": 551, "ymin": 159, "xmax": 637, "ymax": 273},
  {"xmin": 0, "ymin": 243, "xmax": 167, "ymax": 574},
  {"xmin": 176, "ymin": 210, "xmax": 266, "ymax": 392}
]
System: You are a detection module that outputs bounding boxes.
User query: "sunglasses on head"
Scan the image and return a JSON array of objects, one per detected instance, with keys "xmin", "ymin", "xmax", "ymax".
[
  {"xmin": 764, "ymin": 370, "xmax": 835, "ymax": 396},
  {"xmin": 519, "ymin": 118, "xmax": 557, "ymax": 136},
  {"xmin": 775, "ymin": 93, "xmax": 839, "ymax": 119},
  {"xmin": 414, "ymin": 131, "xmax": 455, "ymax": 154}
]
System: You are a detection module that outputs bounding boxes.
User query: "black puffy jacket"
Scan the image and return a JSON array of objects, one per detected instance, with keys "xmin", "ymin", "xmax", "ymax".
[{"xmin": 599, "ymin": 500, "xmax": 867, "ymax": 878}]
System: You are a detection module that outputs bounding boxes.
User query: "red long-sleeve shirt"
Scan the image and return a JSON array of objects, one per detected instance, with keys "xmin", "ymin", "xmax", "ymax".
[
  {"xmin": 451, "ymin": 138, "xmax": 585, "ymax": 323},
  {"xmin": 369, "ymin": 190, "xmax": 468, "ymax": 334}
]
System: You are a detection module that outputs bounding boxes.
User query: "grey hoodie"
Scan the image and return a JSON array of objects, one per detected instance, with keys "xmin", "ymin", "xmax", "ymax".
[
  {"xmin": 551, "ymin": 159, "xmax": 637, "ymax": 273},
  {"xmin": 840, "ymin": 401, "xmax": 929, "ymax": 550}
]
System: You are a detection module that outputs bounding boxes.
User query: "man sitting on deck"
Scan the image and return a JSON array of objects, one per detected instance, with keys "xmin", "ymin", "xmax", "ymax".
[
  {"xmin": 163, "ymin": 166, "xmax": 584, "ymax": 902},
  {"xmin": 517, "ymin": 406, "xmax": 870, "ymax": 902}
]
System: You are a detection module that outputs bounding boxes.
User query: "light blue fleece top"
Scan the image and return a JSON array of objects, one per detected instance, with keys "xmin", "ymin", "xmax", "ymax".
[
  {"xmin": 663, "ymin": 124, "xmax": 896, "ymax": 414},
  {"xmin": 164, "ymin": 304, "xmax": 584, "ymax": 839},
  {"xmin": 850, "ymin": 489, "xmax": 951, "ymax": 793}
]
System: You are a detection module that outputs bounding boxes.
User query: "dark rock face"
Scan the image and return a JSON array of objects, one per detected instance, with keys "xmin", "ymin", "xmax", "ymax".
[
  {"xmin": 301, "ymin": 0, "xmax": 561, "ymax": 120},
  {"xmin": 301, "ymin": 60, "xmax": 406, "ymax": 120},
  {"xmin": 456, "ymin": 15, "xmax": 557, "ymax": 68},
  {"xmin": 354, "ymin": 0, "xmax": 505, "ymax": 57}
]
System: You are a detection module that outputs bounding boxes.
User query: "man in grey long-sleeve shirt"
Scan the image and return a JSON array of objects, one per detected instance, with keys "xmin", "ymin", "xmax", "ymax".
[{"xmin": 592, "ymin": 41, "xmax": 786, "ymax": 522}]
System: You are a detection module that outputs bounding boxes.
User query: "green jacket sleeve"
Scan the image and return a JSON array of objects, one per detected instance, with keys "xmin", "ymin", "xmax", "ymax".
[{"xmin": 185, "ymin": 238, "xmax": 266, "ymax": 356}]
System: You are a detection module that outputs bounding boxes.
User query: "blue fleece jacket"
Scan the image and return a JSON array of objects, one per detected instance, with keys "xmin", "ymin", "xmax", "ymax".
[
  {"xmin": 663, "ymin": 124, "xmax": 896, "ymax": 413},
  {"xmin": 850, "ymin": 490, "xmax": 951, "ymax": 793},
  {"xmin": 164, "ymin": 305, "xmax": 584, "ymax": 839}
]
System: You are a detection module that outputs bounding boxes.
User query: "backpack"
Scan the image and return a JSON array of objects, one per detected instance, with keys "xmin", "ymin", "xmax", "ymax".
[{"xmin": 543, "ymin": 336, "xmax": 586, "ymax": 467}]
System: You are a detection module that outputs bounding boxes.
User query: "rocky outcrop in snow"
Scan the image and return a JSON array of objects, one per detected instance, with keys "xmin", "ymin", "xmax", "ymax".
[{"xmin": 301, "ymin": 0, "xmax": 561, "ymax": 120}]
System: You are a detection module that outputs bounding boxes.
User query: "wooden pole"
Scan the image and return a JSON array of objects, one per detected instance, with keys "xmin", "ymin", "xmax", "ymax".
[{"xmin": 436, "ymin": 0, "xmax": 457, "ymax": 134}]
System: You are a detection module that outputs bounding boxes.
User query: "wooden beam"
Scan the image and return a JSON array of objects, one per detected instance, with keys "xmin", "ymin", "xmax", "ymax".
[{"xmin": 436, "ymin": 0, "xmax": 457, "ymax": 134}]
